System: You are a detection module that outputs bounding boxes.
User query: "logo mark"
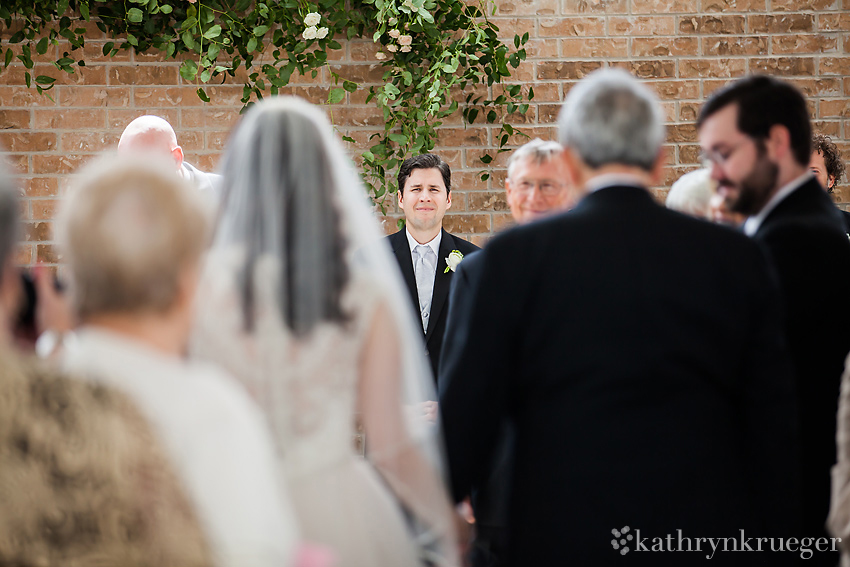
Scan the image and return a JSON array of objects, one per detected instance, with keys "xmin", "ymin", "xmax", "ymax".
[{"xmin": 612, "ymin": 526, "xmax": 634, "ymax": 555}]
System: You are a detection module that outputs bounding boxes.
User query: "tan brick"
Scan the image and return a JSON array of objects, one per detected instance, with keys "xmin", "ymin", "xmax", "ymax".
[
  {"xmin": 612, "ymin": 60, "xmax": 676, "ymax": 79},
  {"xmin": 770, "ymin": 34, "xmax": 838, "ymax": 54},
  {"xmin": 667, "ymin": 124, "xmax": 698, "ymax": 143},
  {"xmin": 786, "ymin": 78, "xmax": 843, "ymax": 97},
  {"xmin": 133, "ymin": 48, "xmax": 171, "ymax": 63},
  {"xmin": 32, "ymin": 154, "xmax": 91, "ymax": 175},
  {"xmin": 14, "ymin": 244, "xmax": 33, "ymax": 266},
  {"xmin": 180, "ymin": 109, "xmax": 241, "ymax": 129},
  {"xmin": 631, "ymin": 37, "xmax": 699, "ymax": 57},
  {"xmin": 634, "ymin": 0, "xmax": 698, "ymax": 12},
  {"xmin": 652, "ymin": 80, "xmax": 701, "ymax": 100},
  {"xmin": 678, "ymin": 144, "xmax": 702, "ymax": 164},
  {"xmin": 820, "ymin": 100, "xmax": 850, "ymax": 118},
  {"xmin": 538, "ymin": 61, "xmax": 603, "ymax": 80},
  {"xmin": 0, "ymin": 110, "xmax": 30, "ymax": 129},
  {"xmin": 442, "ymin": 214, "xmax": 490, "ymax": 234},
  {"xmin": 454, "ymin": 171, "xmax": 491, "ymax": 192},
  {"xmin": 108, "ymin": 65, "xmax": 179, "ymax": 86},
  {"xmin": 679, "ymin": 102, "xmax": 701, "ymax": 122},
  {"xmin": 203, "ymin": 85, "xmax": 248, "ymax": 107},
  {"xmin": 679, "ymin": 58, "xmax": 748, "ymax": 78},
  {"xmin": 4, "ymin": 154, "xmax": 27, "ymax": 174},
  {"xmin": 608, "ymin": 16, "xmax": 675, "ymax": 36},
  {"xmin": 819, "ymin": 13, "xmax": 850, "ymax": 32},
  {"xmin": 185, "ymin": 154, "xmax": 219, "ymax": 172},
  {"xmin": 525, "ymin": 39, "xmax": 560, "ymax": 59},
  {"xmin": 560, "ymin": 38, "xmax": 628, "ymax": 58},
  {"xmin": 499, "ymin": 0, "xmax": 559, "ymax": 15},
  {"xmin": 30, "ymin": 199, "xmax": 60, "ymax": 220},
  {"xmin": 56, "ymin": 86, "xmax": 131, "ymax": 107},
  {"xmin": 703, "ymin": 0, "xmax": 767, "ymax": 11},
  {"xmin": 468, "ymin": 192, "xmax": 509, "ymax": 212},
  {"xmin": 78, "ymin": 41, "xmax": 133, "ymax": 63},
  {"xmin": 330, "ymin": 64, "xmax": 386, "ymax": 84},
  {"xmin": 490, "ymin": 18, "xmax": 537, "ymax": 39},
  {"xmin": 562, "ymin": 0, "xmax": 628, "ymax": 13},
  {"xmin": 31, "ymin": 64, "xmax": 106, "ymax": 86},
  {"xmin": 820, "ymin": 57, "xmax": 850, "ymax": 75},
  {"xmin": 334, "ymin": 106, "xmax": 386, "ymax": 127},
  {"xmin": 436, "ymin": 127, "xmax": 488, "ymax": 147},
  {"xmin": 33, "ymin": 108, "xmax": 106, "ymax": 129},
  {"xmin": 23, "ymin": 221, "xmax": 51, "ymax": 242},
  {"xmin": 108, "ymin": 109, "xmax": 180, "ymax": 130},
  {"xmin": 0, "ymin": 87, "xmax": 57, "ymax": 107},
  {"xmin": 772, "ymin": 0, "xmax": 839, "ymax": 8},
  {"xmin": 749, "ymin": 57, "xmax": 815, "ymax": 75},
  {"xmin": 134, "ymin": 87, "xmax": 204, "ymax": 107},
  {"xmin": 492, "ymin": 213, "xmax": 516, "ymax": 233},
  {"xmin": 0, "ymin": 132, "xmax": 56, "ymax": 152},
  {"xmin": 539, "ymin": 17, "xmax": 605, "ymax": 37},
  {"xmin": 22, "ymin": 177, "xmax": 59, "ymax": 198},
  {"xmin": 702, "ymin": 36, "xmax": 768, "ymax": 55},
  {"xmin": 36, "ymin": 244, "xmax": 61, "ymax": 264},
  {"xmin": 679, "ymin": 16, "xmax": 746, "ymax": 34},
  {"xmin": 748, "ymin": 14, "xmax": 815, "ymax": 33}
]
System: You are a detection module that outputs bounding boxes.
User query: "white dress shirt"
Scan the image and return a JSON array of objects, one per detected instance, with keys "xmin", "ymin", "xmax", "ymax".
[
  {"xmin": 406, "ymin": 228, "xmax": 441, "ymax": 331},
  {"xmin": 743, "ymin": 172, "xmax": 813, "ymax": 236},
  {"xmin": 61, "ymin": 327, "xmax": 298, "ymax": 567}
]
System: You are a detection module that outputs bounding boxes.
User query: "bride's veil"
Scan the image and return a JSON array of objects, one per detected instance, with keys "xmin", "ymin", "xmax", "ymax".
[{"xmin": 208, "ymin": 96, "xmax": 457, "ymax": 565}]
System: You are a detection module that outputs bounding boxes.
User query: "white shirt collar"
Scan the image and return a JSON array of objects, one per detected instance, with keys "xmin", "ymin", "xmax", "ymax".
[
  {"xmin": 406, "ymin": 227, "xmax": 442, "ymax": 258},
  {"xmin": 584, "ymin": 173, "xmax": 647, "ymax": 193},
  {"xmin": 743, "ymin": 172, "xmax": 813, "ymax": 237}
]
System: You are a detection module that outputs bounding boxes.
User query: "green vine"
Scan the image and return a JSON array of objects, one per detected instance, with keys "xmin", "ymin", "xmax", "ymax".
[{"xmin": 0, "ymin": 0, "xmax": 531, "ymax": 208}]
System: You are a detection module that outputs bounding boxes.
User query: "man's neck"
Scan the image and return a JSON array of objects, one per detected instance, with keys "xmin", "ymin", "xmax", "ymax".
[
  {"xmin": 406, "ymin": 224, "xmax": 441, "ymax": 245},
  {"xmin": 84, "ymin": 312, "xmax": 188, "ymax": 358},
  {"xmin": 577, "ymin": 164, "xmax": 655, "ymax": 195}
]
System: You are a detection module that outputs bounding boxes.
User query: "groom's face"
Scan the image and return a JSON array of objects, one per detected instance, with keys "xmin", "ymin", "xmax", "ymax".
[{"xmin": 398, "ymin": 167, "xmax": 452, "ymax": 232}]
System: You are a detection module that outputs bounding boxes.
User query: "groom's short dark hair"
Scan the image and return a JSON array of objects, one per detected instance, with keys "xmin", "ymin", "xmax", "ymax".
[{"xmin": 397, "ymin": 153, "xmax": 451, "ymax": 195}]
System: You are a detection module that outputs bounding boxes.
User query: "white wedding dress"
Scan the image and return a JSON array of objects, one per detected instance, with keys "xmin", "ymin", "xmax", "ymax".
[{"xmin": 192, "ymin": 249, "xmax": 422, "ymax": 567}]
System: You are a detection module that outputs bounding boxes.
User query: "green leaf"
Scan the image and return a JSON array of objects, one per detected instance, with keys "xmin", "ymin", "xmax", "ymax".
[
  {"xmin": 203, "ymin": 25, "xmax": 221, "ymax": 39},
  {"xmin": 127, "ymin": 8, "xmax": 144, "ymax": 23},
  {"xmin": 253, "ymin": 25, "xmax": 270, "ymax": 36},
  {"xmin": 180, "ymin": 59, "xmax": 198, "ymax": 81},
  {"xmin": 160, "ymin": 4, "xmax": 173, "ymax": 13},
  {"xmin": 36, "ymin": 37, "xmax": 49, "ymax": 55},
  {"xmin": 388, "ymin": 133, "xmax": 407, "ymax": 144},
  {"xmin": 34, "ymin": 75, "xmax": 56, "ymax": 85},
  {"xmin": 197, "ymin": 87, "xmax": 210, "ymax": 102},
  {"xmin": 486, "ymin": 110, "xmax": 497, "ymax": 123},
  {"xmin": 102, "ymin": 42, "xmax": 114, "ymax": 57},
  {"xmin": 343, "ymin": 80, "xmax": 357, "ymax": 93},
  {"xmin": 328, "ymin": 87, "xmax": 346, "ymax": 104},
  {"xmin": 200, "ymin": 68, "xmax": 211, "ymax": 82},
  {"xmin": 25, "ymin": 72, "xmax": 31, "ymax": 88},
  {"xmin": 79, "ymin": 2, "xmax": 90, "ymax": 20},
  {"xmin": 4, "ymin": 49, "xmax": 12, "ymax": 68},
  {"xmin": 126, "ymin": 33, "xmax": 138, "ymax": 46},
  {"xmin": 246, "ymin": 36, "xmax": 258, "ymax": 53},
  {"xmin": 480, "ymin": 153, "xmax": 493, "ymax": 164}
]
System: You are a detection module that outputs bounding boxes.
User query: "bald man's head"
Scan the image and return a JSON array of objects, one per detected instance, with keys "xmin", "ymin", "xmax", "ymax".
[{"xmin": 117, "ymin": 116, "xmax": 184, "ymax": 171}]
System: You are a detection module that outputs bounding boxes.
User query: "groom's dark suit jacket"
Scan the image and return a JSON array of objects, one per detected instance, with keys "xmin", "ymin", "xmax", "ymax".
[
  {"xmin": 387, "ymin": 228, "xmax": 479, "ymax": 382},
  {"xmin": 439, "ymin": 185, "xmax": 800, "ymax": 567},
  {"xmin": 751, "ymin": 177, "xmax": 850, "ymax": 551}
]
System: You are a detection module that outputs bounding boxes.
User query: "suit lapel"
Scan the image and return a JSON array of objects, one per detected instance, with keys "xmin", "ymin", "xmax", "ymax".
[
  {"xmin": 427, "ymin": 229, "xmax": 453, "ymax": 343},
  {"xmin": 390, "ymin": 231, "xmax": 420, "ymax": 317}
]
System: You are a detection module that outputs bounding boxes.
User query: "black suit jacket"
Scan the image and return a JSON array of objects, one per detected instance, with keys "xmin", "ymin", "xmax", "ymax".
[
  {"xmin": 752, "ymin": 176, "xmax": 850, "ymax": 546},
  {"xmin": 440, "ymin": 186, "xmax": 800, "ymax": 566},
  {"xmin": 386, "ymin": 228, "xmax": 479, "ymax": 381}
]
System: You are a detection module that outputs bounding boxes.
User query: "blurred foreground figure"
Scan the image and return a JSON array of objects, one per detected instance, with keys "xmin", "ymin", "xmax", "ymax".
[
  {"xmin": 191, "ymin": 96, "xmax": 459, "ymax": 567},
  {"xmin": 56, "ymin": 156, "xmax": 299, "ymax": 567},
  {"xmin": 700, "ymin": 76, "xmax": 850, "ymax": 563},
  {"xmin": 440, "ymin": 69, "xmax": 799, "ymax": 566},
  {"xmin": 0, "ymin": 160, "xmax": 212, "ymax": 567}
]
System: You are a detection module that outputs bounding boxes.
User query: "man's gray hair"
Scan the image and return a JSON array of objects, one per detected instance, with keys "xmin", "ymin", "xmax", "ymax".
[
  {"xmin": 507, "ymin": 138, "xmax": 564, "ymax": 179},
  {"xmin": 0, "ymin": 159, "xmax": 18, "ymax": 269},
  {"xmin": 558, "ymin": 68, "xmax": 665, "ymax": 172}
]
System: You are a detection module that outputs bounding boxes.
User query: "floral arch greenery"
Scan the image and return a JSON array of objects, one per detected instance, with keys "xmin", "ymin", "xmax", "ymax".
[{"xmin": 0, "ymin": 0, "xmax": 531, "ymax": 209}]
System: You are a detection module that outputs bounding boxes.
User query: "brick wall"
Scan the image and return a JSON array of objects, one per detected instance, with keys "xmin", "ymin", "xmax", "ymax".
[{"xmin": 1, "ymin": 0, "xmax": 848, "ymax": 263}]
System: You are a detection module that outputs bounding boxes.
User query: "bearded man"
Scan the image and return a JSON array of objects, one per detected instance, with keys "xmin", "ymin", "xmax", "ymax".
[{"xmin": 699, "ymin": 75, "xmax": 850, "ymax": 564}]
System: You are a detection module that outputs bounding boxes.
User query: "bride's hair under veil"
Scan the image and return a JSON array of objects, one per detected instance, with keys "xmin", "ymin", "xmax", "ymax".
[{"xmin": 194, "ymin": 95, "xmax": 459, "ymax": 567}]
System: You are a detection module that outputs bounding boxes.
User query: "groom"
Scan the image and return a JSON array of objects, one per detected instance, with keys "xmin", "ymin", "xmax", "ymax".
[{"xmin": 386, "ymin": 154, "xmax": 479, "ymax": 382}]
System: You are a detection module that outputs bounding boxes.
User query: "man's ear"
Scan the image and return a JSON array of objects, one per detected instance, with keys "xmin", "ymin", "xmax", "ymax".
[
  {"xmin": 765, "ymin": 124, "xmax": 791, "ymax": 161},
  {"xmin": 397, "ymin": 188, "xmax": 404, "ymax": 206},
  {"xmin": 172, "ymin": 145, "xmax": 184, "ymax": 169},
  {"xmin": 446, "ymin": 190, "xmax": 452, "ymax": 209},
  {"xmin": 828, "ymin": 175, "xmax": 837, "ymax": 191}
]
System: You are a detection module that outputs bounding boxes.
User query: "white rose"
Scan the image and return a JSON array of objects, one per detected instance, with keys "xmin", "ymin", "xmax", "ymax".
[
  {"xmin": 304, "ymin": 12, "xmax": 321, "ymax": 26},
  {"xmin": 386, "ymin": 44, "xmax": 398, "ymax": 52},
  {"xmin": 376, "ymin": 51, "xmax": 388, "ymax": 60},
  {"xmin": 388, "ymin": 17, "xmax": 398, "ymax": 25},
  {"xmin": 445, "ymin": 250, "xmax": 464, "ymax": 273},
  {"xmin": 388, "ymin": 29, "xmax": 401, "ymax": 39},
  {"xmin": 398, "ymin": 34, "xmax": 412, "ymax": 46},
  {"xmin": 400, "ymin": 45, "xmax": 412, "ymax": 53},
  {"xmin": 302, "ymin": 26, "xmax": 318, "ymax": 40},
  {"xmin": 316, "ymin": 27, "xmax": 329, "ymax": 39}
]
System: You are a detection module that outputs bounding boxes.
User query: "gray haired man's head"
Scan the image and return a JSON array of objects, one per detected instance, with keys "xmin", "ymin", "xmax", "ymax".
[
  {"xmin": 558, "ymin": 68, "xmax": 665, "ymax": 172},
  {"xmin": 506, "ymin": 138, "xmax": 564, "ymax": 179}
]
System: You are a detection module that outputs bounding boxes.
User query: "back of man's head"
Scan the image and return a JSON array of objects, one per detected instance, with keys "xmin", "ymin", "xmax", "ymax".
[
  {"xmin": 558, "ymin": 68, "xmax": 665, "ymax": 172},
  {"xmin": 58, "ymin": 156, "xmax": 209, "ymax": 321},
  {"xmin": 698, "ymin": 75, "xmax": 811, "ymax": 168}
]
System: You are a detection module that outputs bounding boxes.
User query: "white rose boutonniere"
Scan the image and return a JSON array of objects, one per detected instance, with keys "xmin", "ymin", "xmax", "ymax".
[{"xmin": 444, "ymin": 250, "xmax": 464, "ymax": 273}]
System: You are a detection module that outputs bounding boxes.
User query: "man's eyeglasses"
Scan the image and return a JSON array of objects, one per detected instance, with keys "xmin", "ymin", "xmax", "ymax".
[
  {"xmin": 699, "ymin": 140, "xmax": 748, "ymax": 169},
  {"xmin": 512, "ymin": 180, "xmax": 565, "ymax": 197}
]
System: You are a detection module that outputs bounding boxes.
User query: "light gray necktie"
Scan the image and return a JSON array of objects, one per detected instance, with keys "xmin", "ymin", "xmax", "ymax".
[{"xmin": 413, "ymin": 244, "xmax": 435, "ymax": 332}]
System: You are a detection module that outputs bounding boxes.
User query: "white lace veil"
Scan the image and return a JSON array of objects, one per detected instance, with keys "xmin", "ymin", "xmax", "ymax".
[{"xmin": 208, "ymin": 96, "xmax": 458, "ymax": 565}]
